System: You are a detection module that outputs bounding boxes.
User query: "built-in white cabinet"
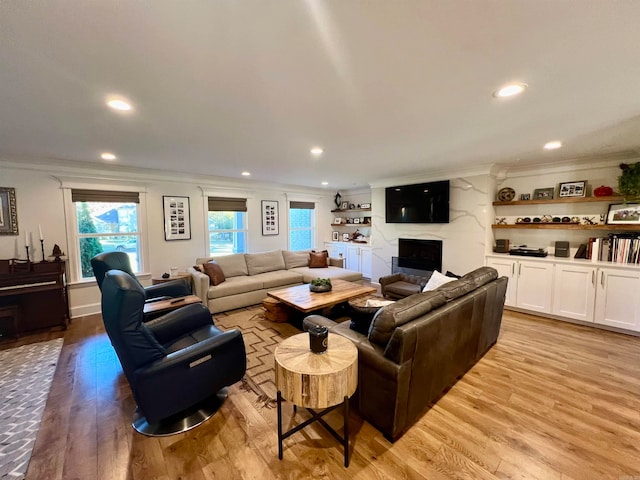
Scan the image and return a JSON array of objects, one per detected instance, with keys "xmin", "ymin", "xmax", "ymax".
[
  {"xmin": 346, "ymin": 244, "xmax": 372, "ymax": 279},
  {"xmin": 594, "ymin": 267, "xmax": 640, "ymax": 331},
  {"xmin": 487, "ymin": 254, "xmax": 640, "ymax": 334},
  {"xmin": 324, "ymin": 242, "xmax": 346, "ymax": 260},
  {"xmin": 552, "ymin": 264, "xmax": 596, "ymax": 323},
  {"xmin": 486, "ymin": 257, "xmax": 553, "ymax": 313}
]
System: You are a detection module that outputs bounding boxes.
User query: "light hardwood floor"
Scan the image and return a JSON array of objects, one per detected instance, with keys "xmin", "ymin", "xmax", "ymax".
[{"xmin": 5, "ymin": 309, "xmax": 640, "ymax": 479}]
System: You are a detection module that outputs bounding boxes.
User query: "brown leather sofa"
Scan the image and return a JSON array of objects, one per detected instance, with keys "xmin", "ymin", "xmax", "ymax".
[{"xmin": 305, "ymin": 266, "xmax": 507, "ymax": 441}]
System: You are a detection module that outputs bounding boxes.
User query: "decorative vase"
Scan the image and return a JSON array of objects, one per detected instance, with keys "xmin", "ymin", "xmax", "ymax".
[
  {"xmin": 594, "ymin": 185, "xmax": 613, "ymax": 197},
  {"xmin": 334, "ymin": 192, "xmax": 342, "ymax": 209}
]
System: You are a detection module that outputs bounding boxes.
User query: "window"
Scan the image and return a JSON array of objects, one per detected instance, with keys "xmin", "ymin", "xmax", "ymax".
[
  {"xmin": 289, "ymin": 201, "xmax": 316, "ymax": 251},
  {"xmin": 71, "ymin": 189, "xmax": 141, "ymax": 279},
  {"xmin": 208, "ymin": 197, "xmax": 247, "ymax": 255}
]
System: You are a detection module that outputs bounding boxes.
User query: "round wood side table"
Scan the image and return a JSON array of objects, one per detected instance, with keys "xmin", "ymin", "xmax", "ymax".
[{"xmin": 274, "ymin": 332, "xmax": 357, "ymax": 467}]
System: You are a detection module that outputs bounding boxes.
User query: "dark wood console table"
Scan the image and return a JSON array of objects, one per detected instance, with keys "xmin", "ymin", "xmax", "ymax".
[{"xmin": 0, "ymin": 259, "xmax": 69, "ymax": 338}]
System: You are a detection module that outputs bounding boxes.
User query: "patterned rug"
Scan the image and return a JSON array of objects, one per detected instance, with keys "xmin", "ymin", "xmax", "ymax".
[
  {"xmin": 0, "ymin": 338, "xmax": 63, "ymax": 480},
  {"xmin": 215, "ymin": 306, "xmax": 298, "ymax": 408}
]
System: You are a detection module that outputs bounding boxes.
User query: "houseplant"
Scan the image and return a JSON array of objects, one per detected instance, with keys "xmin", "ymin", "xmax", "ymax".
[
  {"xmin": 309, "ymin": 278, "xmax": 332, "ymax": 292},
  {"xmin": 618, "ymin": 162, "xmax": 640, "ymax": 200}
]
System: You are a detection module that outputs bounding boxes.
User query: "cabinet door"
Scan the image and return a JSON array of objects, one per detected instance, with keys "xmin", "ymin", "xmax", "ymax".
[
  {"xmin": 552, "ymin": 264, "xmax": 596, "ymax": 322},
  {"xmin": 360, "ymin": 247, "xmax": 372, "ymax": 278},
  {"xmin": 594, "ymin": 268, "xmax": 640, "ymax": 331},
  {"xmin": 486, "ymin": 258, "xmax": 517, "ymax": 307},
  {"xmin": 516, "ymin": 260, "xmax": 553, "ymax": 313},
  {"xmin": 345, "ymin": 245, "xmax": 360, "ymax": 272}
]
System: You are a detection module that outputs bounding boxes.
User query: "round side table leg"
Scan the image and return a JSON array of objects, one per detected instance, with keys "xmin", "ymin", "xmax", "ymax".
[
  {"xmin": 343, "ymin": 395, "xmax": 349, "ymax": 467},
  {"xmin": 277, "ymin": 391, "xmax": 284, "ymax": 460}
]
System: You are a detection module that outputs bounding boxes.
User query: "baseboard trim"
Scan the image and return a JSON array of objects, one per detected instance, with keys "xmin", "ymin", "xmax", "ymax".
[{"xmin": 70, "ymin": 302, "xmax": 101, "ymax": 319}]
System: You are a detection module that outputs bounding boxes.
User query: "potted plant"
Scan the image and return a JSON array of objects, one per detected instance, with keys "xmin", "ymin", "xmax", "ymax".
[
  {"xmin": 618, "ymin": 162, "xmax": 640, "ymax": 201},
  {"xmin": 309, "ymin": 278, "xmax": 332, "ymax": 293}
]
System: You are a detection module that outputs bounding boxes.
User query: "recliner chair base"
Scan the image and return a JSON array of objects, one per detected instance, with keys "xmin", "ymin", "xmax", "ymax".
[{"xmin": 132, "ymin": 388, "xmax": 228, "ymax": 436}]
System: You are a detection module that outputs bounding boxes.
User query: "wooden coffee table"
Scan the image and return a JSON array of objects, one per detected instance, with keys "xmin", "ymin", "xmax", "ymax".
[
  {"xmin": 267, "ymin": 279, "xmax": 375, "ymax": 314},
  {"xmin": 274, "ymin": 332, "xmax": 358, "ymax": 467}
]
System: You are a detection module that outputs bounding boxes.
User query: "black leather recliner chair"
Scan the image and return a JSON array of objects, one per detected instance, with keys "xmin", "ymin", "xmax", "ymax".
[
  {"xmin": 91, "ymin": 251, "xmax": 191, "ymax": 300},
  {"xmin": 101, "ymin": 269, "xmax": 247, "ymax": 435}
]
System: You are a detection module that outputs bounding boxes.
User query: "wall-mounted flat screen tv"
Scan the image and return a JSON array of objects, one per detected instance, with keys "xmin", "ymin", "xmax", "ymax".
[{"xmin": 385, "ymin": 180, "xmax": 450, "ymax": 223}]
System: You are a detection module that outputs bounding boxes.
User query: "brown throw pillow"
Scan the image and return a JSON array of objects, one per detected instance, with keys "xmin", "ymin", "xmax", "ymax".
[
  {"xmin": 309, "ymin": 251, "xmax": 328, "ymax": 268},
  {"xmin": 202, "ymin": 260, "xmax": 226, "ymax": 286}
]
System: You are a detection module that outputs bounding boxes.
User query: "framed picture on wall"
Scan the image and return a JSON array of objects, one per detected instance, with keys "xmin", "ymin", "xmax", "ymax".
[
  {"xmin": 332, "ymin": 231, "xmax": 339, "ymax": 241},
  {"xmin": 262, "ymin": 200, "xmax": 279, "ymax": 235},
  {"xmin": 0, "ymin": 187, "xmax": 18, "ymax": 235},
  {"xmin": 163, "ymin": 196, "xmax": 191, "ymax": 240}
]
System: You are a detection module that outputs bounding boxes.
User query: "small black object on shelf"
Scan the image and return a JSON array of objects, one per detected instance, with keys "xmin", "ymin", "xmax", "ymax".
[{"xmin": 162, "ymin": 272, "xmax": 170, "ymax": 279}]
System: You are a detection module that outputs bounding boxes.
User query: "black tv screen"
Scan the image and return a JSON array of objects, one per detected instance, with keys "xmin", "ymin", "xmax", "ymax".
[{"xmin": 385, "ymin": 180, "xmax": 450, "ymax": 223}]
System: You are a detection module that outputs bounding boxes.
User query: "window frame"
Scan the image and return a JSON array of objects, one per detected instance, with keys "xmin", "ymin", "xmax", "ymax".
[
  {"xmin": 203, "ymin": 192, "xmax": 250, "ymax": 256},
  {"xmin": 62, "ymin": 185, "xmax": 149, "ymax": 283}
]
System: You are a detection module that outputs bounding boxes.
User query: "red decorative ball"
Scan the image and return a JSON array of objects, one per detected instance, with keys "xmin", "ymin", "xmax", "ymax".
[{"xmin": 593, "ymin": 185, "xmax": 613, "ymax": 197}]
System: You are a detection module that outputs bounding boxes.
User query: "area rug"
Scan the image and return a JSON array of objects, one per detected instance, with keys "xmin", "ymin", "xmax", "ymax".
[
  {"xmin": 215, "ymin": 296, "xmax": 382, "ymax": 408},
  {"xmin": 0, "ymin": 338, "xmax": 63, "ymax": 480}
]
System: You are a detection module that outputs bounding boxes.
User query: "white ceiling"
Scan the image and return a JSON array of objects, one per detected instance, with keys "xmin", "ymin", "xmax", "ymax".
[{"xmin": 1, "ymin": 1, "xmax": 640, "ymax": 190}]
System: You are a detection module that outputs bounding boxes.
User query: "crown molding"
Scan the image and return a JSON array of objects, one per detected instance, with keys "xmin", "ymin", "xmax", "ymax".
[{"xmin": 368, "ymin": 163, "xmax": 494, "ymax": 189}]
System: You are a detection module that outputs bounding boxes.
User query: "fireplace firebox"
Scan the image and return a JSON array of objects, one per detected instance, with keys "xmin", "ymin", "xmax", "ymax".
[{"xmin": 392, "ymin": 238, "xmax": 442, "ymax": 276}]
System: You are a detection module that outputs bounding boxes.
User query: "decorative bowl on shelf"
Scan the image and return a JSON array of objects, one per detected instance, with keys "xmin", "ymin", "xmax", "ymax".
[{"xmin": 497, "ymin": 187, "xmax": 516, "ymax": 201}]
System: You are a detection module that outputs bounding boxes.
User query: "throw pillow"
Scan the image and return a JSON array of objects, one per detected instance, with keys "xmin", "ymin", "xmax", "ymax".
[
  {"xmin": 202, "ymin": 260, "xmax": 226, "ymax": 286},
  {"xmin": 309, "ymin": 251, "xmax": 328, "ymax": 268},
  {"xmin": 422, "ymin": 270, "xmax": 456, "ymax": 292},
  {"xmin": 193, "ymin": 264, "xmax": 204, "ymax": 272},
  {"xmin": 445, "ymin": 270, "xmax": 462, "ymax": 279},
  {"xmin": 348, "ymin": 303, "xmax": 381, "ymax": 335}
]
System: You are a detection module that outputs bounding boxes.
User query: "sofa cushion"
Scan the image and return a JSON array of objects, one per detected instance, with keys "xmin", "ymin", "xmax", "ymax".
[
  {"xmin": 435, "ymin": 278, "xmax": 476, "ymax": 301},
  {"xmin": 461, "ymin": 266, "xmax": 498, "ymax": 288},
  {"xmin": 282, "ymin": 250, "xmax": 310, "ymax": 269},
  {"xmin": 309, "ymin": 251, "xmax": 328, "ymax": 268},
  {"xmin": 289, "ymin": 266, "xmax": 363, "ymax": 283},
  {"xmin": 422, "ymin": 270, "xmax": 456, "ymax": 292},
  {"xmin": 256, "ymin": 270, "xmax": 303, "ymax": 289},
  {"xmin": 209, "ymin": 253, "xmax": 248, "ymax": 278},
  {"xmin": 202, "ymin": 261, "xmax": 226, "ymax": 286},
  {"xmin": 245, "ymin": 250, "xmax": 286, "ymax": 275},
  {"xmin": 207, "ymin": 275, "xmax": 264, "ymax": 299},
  {"xmin": 385, "ymin": 281, "xmax": 423, "ymax": 298},
  {"xmin": 368, "ymin": 290, "xmax": 447, "ymax": 347}
]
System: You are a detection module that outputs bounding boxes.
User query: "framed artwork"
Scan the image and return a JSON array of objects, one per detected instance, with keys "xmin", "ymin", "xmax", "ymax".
[
  {"xmin": 262, "ymin": 200, "xmax": 279, "ymax": 235},
  {"xmin": 342, "ymin": 233, "xmax": 350, "ymax": 241},
  {"xmin": 163, "ymin": 196, "xmax": 191, "ymax": 240},
  {"xmin": 333, "ymin": 217, "xmax": 342, "ymax": 224},
  {"xmin": 606, "ymin": 203, "xmax": 640, "ymax": 225},
  {"xmin": 559, "ymin": 180, "xmax": 587, "ymax": 198},
  {"xmin": 0, "ymin": 187, "xmax": 18, "ymax": 235},
  {"xmin": 340, "ymin": 201, "xmax": 348, "ymax": 210},
  {"xmin": 520, "ymin": 194, "xmax": 531, "ymax": 201},
  {"xmin": 332, "ymin": 231, "xmax": 339, "ymax": 241},
  {"xmin": 533, "ymin": 187, "xmax": 554, "ymax": 200}
]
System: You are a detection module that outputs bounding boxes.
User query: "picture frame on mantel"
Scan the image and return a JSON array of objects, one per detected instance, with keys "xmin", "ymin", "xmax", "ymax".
[
  {"xmin": 163, "ymin": 195, "xmax": 191, "ymax": 241},
  {"xmin": 0, "ymin": 187, "xmax": 19, "ymax": 235},
  {"xmin": 262, "ymin": 200, "xmax": 279, "ymax": 235}
]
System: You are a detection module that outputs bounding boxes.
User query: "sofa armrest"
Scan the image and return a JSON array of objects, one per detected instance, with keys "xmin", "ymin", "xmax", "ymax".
[
  {"xmin": 302, "ymin": 314, "xmax": 338, "ymax": 331},
  {"xmin": 328, "ymin": 256, "xmax": 344, "ymax": 268},
  {"xmin": 187, "ymin": 266, "xmax": 209, "ymax": 303},
  {"xmin": 145, "ymin": 303, "xmax": 213, "ymax": 344}
]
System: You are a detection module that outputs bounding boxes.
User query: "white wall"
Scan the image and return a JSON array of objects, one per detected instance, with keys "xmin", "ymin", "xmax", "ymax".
[{"xmin": 0, "ymin": 162, "xmax": 336, "ymax": 317}]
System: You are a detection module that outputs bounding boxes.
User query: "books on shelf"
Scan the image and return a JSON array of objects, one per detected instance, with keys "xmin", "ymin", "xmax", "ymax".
[{"xmin": 587, "ymin": 233, "xmax": 640, "ymax": 264}]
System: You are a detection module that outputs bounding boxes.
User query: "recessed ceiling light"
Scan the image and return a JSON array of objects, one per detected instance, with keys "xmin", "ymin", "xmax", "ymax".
[
  {"xmin": 241, "ymin": 171, "xmax": 251, "ymax": 176},
  {"xmin": 106, "ymin": 97, "xmax": 133, "ymax": 111},
  {"xmin": 101, "ymin": 152, "xmax": 116, "ymax": 160},
  {"xmin": 321, "ymin": 181, "xmax": 328, "ymax": 186},
  {"xmin": 544, "ymin": 141, "xmax": 562, "ymax": 150},
  {"xmin": 493, "ymin": 82, "xmax": 528, "ymax": 98},
  {"xmin": 310, "ymin": 147, "xmax": 323, "ymax": 156}
]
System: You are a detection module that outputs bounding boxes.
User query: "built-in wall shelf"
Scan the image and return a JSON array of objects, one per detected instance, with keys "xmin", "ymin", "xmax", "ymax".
[
  {"xmin": 492, "ymin": 224, "xmax": 640, "ymax": 231},
  {"xmin": 493, "ymin": 195, "xmax": 624, "ymax": 206},
  {"xmin": 331, "ymin": 208, "xmax": 372, "ymax": 213}
]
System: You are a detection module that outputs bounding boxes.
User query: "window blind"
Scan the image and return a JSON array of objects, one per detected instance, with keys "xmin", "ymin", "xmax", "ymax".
[
  {"xmin": 289, "ymin": 201, "xmax": 315, "ymax": 210},
  {"xmin": 207, "ymin": 197, "xmax": 247, "ymax": 212},
  {"xmin": 71, "ymin": 189, "xmax": 140, "ymax": 203}
]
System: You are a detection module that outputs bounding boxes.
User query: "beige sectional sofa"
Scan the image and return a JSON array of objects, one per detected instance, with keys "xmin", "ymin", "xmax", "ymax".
[{"xmin": 188, "ymin": 250, "xmax": 363, "ymax": 313}]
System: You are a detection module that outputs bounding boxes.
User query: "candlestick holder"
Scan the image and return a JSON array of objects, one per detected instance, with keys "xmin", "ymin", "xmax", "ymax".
[
  {"xmin": 25, "ymin": 245, "xmax": 30, "ymax": 263},
  {"xmin": 40, "ymin": 239, "xmax": 46, "ymax": 262}
]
